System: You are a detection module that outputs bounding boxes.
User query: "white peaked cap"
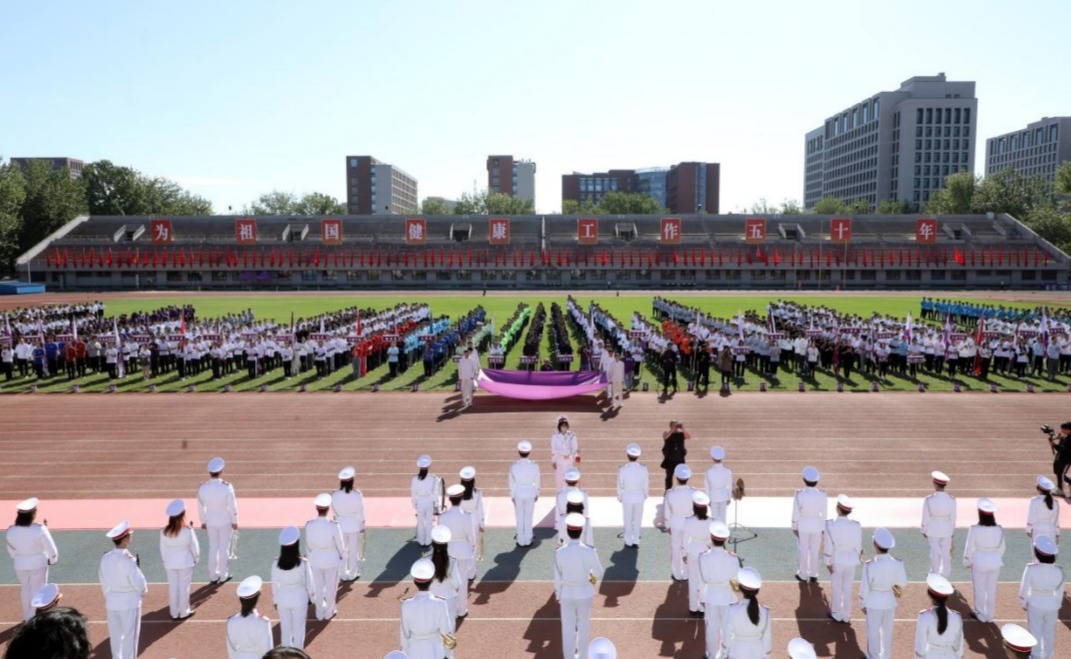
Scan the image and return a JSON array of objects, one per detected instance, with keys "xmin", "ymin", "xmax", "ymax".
[
  {"xmin": 459, "ymin": 466, "xmax": 476, "ymax": 480},
  {"xmin": 15, "ymin": 497, "xmax": 38, "ymax": 512},
  {"xmin": 314, "ymin": 493, "xmax": 333, "ymax": 508},
  {"xmin": 565, "ymin": 512, "xmax": 586, "ymax": 530},
  {"xmin": 207, "ymin": 457, "xmax": 225, "ymax": 473},
  {"xmin": 737, "ymin": 566, "xmax": 762, "ymax": 590},
  {"xmin": 1001, "ymin": 623, "xmax": 1037, "ymax": 652},
  {"xmin": 431, "ymin": 526, "xmax": 452, "ymax": 544},
  {"xmin": 626, "ymin": 443, "xmax": 641, "ymax": 457},
  {"xmin": 566, "ymin": 490, "xmax": 584, "ymax": 505},
  {"xmin": 710, "ymin": 446, "xmax": 725, "ymax": 460},
  {"xmin": 708, "ymin": 521, "xmax": 729, "ymax": 539},
  {"xmin": 165, "ymin": 499, "xmax": 185, "ymax": 517},
  {"xmin": 588, "ymin": 637, "xmax": 617, "ymax": 659},
  {"xmin": 931, "ymin": 470, "xmax": 949, "ymax": 484},
  {"xmin": 787, "ymin": 638, "xmax": 816, "ymax": 659},
  {"xmin": 416, "ymin": 455, "xmax": 432, "ymax": 468},
  {"xmin": 1036, "ymin": 475, "xmax": 1055, "ymax": 492},
  {"xmin": 446, "ymin": 484, "xmax": 465, "ymax": 497},
  {"xmin": 31, "ymin": 583, "xmax": 61, "ymax": 610},
  {"xmin": 1033, "ymin": 535, "xmax": 1058, "ymax": 556},
  {"xmin": 383, "ymin": 652, "xmax": 409, "ymax": 659},
  {"xmin": 836, "ymin": 494, "xmax": 853, "ymax": 511},
  {"xmin": 106, "ymin": 520, "xmax": 131, "ymax": 540},
  {"xmin": 674, "ymin": 464, "xmax": 692, "ymax": 480},
  {"xmin": 977, "ymin": 498, "xmax": 997, "ymax": 513},
  {"xmin": 279, "ymin": 525, "xmax": 300, "ymax": 546},
  {"xmin": 410, "ymin": 558, "xmax": 435, "ymax": 581},
  {"xmin": 692, "ymin": 491, "xmax": 710, "ymax": 506},
  {"xmin": 339, "ymin": 466, "xmax": 356, "ymax": 480},
  {"xmin": 926, "ymin": 573, "xmax": 954, "ymax": 597},
  {"xmin": 236, "ymin": 575, "xmax": 263, "ymax": 598},
  {"xmin": 873, "ymin": 527, "xmax": 895, "ymax": 550},
  {"xmin": 517, "ymin": 440, "xmax": 532, "ymax": 453},
  {"xmin": 565, "ymin": 468, "xmax": 581, "ymax": 481},
  {"xmin": 802, "ymin": 466, "xmax": 820, "ymax": 482}
]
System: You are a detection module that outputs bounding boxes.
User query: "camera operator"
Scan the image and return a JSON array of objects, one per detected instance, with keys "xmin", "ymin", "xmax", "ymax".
[{"xmin": 1045, "ymin": 422, "xmax": 1071, "ymax": 497}]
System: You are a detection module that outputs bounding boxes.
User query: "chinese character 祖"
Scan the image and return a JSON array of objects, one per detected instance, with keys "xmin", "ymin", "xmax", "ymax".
[{"xmin": 238, "ymin": 223, "xmax": 254, "ymax": 241}]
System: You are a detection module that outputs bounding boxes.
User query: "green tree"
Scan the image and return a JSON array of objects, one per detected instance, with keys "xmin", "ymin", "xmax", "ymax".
[
  {"xmin": 561, "ymin": 199, "xmax": 600, "ymax": 215},
  {"xmin": 810, "ymin": 196, "xmax": 850, "ymax": 214},
  {"xmin": 17, "ymin": 160, "xmax": 88, "ymax": 253},
  {"xmin": 83, "ymin": 160, "xmax": 148, "ymax": 215},
  {"xmin": 243, "ymin": 190, "xmax": 299, "ymax": 215},
  {"xmin": 596, "ymin": 191, "xmax": 665, "ymax": 215},
  {"xmin": 1053, "ymin": 162, "xmax": 1071, "ymax": 197},
  {"xmin": 293, "ymin": 192, "xmax": 345, "ymax": 215},
  {"xmin": 452, "ymin": 190, "xmax": 535, "ymax": 215},
  {"xmin": 1023, "ymin": 204, "xmax": 1071, "ymax": 257},
  {"xmin": 420, "ymin": 197, "xmax": 451, "ymax": 215},
  {"xmin": 925, "ymin": 171, "xmax": 978, "ymax": 214},
  {"xmin": 779, "ymin": 199, "xmax": 803, "ymax": 215},
  {"xmin": 0, "ymin": 160, "xmax": 27, "ymax": 274},
  {"xmin": 142, "ymin": 178, "xmax": 213, "ymax": 215},
  {"xmin": 876, "ymin": 199, "xmax": 911, "ymax": 214},
  {"xmin": 970, "ymin": 167, "xmax": 1048, "ymax": 218}
]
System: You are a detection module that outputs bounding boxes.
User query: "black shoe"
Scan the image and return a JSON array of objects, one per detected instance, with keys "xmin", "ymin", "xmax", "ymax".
[
  {"xmin": 809, "ymin": 577, "xmax": 818, "ymax": 584},
  {"xmin": 697, "ymin": 611, "xmax": 705, "ymax": 619},
  {"xmin": 794, "ymin": 574, "xmax": 807, "ymax": 583}
]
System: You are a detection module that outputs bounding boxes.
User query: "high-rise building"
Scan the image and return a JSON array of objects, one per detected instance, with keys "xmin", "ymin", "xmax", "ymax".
[
  {"xmin": 562, "ymin": 162, "xmax": 719, "ymax": 212},
  {"xmin": 345, "ymin": 156, "xmax": 418, "ymax": 215},
  {"xmin": 804, "ymin": 73, "xmax": 978, "ymax": 212},
  {"xmin": 486, "ymin": 155, "xmax": 536, "ymax": 205},
  {"xmin": 666, "ymin": 162, "xmax": 720, "ymax": 214},
  {"xmin": 985, "ymin": 117, "xmax": 1070, "ymax": 188},
  {"xmin": 10, "ymin": 157, "xmax": 85, "ymax": 179}
]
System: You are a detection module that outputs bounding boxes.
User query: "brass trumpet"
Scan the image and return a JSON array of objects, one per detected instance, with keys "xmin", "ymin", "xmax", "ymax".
[
  {"xmin": 730, "ymin": 579, "xmax": 740, "ymax": 593},
  {"xmin": 589, "ymin": 573, "xmax": 598, "ymax": 586},
  {"xmin": 892, "ymin": 584, "xmax": 903, "ymax": 599},
  {"xmin": 441, "ymin": 631, "xmax": 458, "ymax": 650},
  {"xmin": 396, "ymin": 586, "xmax": 411, "ymax": 602}
]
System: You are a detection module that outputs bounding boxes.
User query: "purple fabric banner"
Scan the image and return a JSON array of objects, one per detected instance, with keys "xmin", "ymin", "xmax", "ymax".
[{"xmin": 476, "ymin": 368, "xmax": 608, "ymax": 401}]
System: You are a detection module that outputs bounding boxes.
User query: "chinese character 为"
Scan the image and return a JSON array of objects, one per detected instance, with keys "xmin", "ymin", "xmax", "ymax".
[
  {"xmin": 238, "ymin": 223, "xmax": 255, "ymax": 241},
  {"xmin": 324, "ymin": 223, "xmax": 340, "ymax": 240},
  {"xmin": 918, "ymin": 223, "xmax": 935, "ymax": 239},
  {"xmin": 749, "ymin": 224, "xmax": 764, "ymax": 239},
  {"xmin": 491, "ymin": 222, "xmax": 508, "ymax": 240},
  {"xmin": 408, "ymin": 222, "xmax": 424, "ymax": 240},
  {"xmin": 663, "ymin": 222, "xmax": 679, "ymax": 239},
  {"xmin": 153, "ymin": 223, "xmax": 170, "ymax": 241}
]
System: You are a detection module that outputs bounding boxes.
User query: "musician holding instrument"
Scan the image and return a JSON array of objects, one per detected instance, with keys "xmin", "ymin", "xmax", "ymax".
[
  {"xmin": 963, "ymin": 498, "xmax": 1005, "ymax": 624},
  {"xmin": 332, "ymin": 466, "xmax": 365, "ymax": 582},
  {"xmin": 859, "ymin": 528, "xmax": 907, "ymax": 659},
  {"xmin": 400, "ymin": 558, "xmax": 456, "ymax": 659},
  {"xmin": 458, "ymin": 467, "xmax": 485, "ymax": 567},
  {"xmin": 698, "ymin": 521, "xmax": 740, "ymax": 659},
  {"xmin": 555, "ymin": 513, "xmax": 605, "ymax": 659}
]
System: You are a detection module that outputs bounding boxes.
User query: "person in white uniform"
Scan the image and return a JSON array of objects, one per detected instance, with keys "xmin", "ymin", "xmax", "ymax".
[
  {"xmin": 439, "ymin": 484, "xmax": 475, "ymax": 615},
  {"xmin": 557, "ymin": 468, "xmax": 590, "ymax": 546},
  {"xmin": 822, "ymin": 494, "xmax": 861, "ymax": 624},
  {"xmin": 698, "ymin": 521, "xmax": 739, "ymax": 659},
  {"xmin": 198, "ymin": 456, "xmax": 238, "ymax": 584},
  {"xmin": 589, "ymin": 636, "xmax": 616, "ymax": 658},
  {"xmin": 226, "ymin": 575, "xmax": 272, "ymax": 659},
  {"xmin": 665, "ymin": 464, "xmax": 698, "ymax": 581},
  {"xmin": 617, "ymin": 443, "xmax": 649, "ymax": 549},
  {"xmin": 6, "ymin": 497, "xmax": 58, "ymax": 621},
  {"xmin": 913, "ymin": 573, "xmax": 963, "ymax": 659},
  {"xmin": 609, "ymin": 350, "xmax": 626, "ymax": 410},
  {"xmin": 332, "ymin": 465, "xmax": 365, "ymax": 582},
  {"xmin": 457, "ymin": 346, "xmax": 477, "ymax": 408},
  {"xmin": 429, "ymin": 525, "xmax": 464, "ymax": 621},
  {"xmin": 1025, "ymin": 476, "xmax": 1060, "ymax": 547},
  {"xmin": 859, "ymin": 527, "xmax": 907, "ymax": 659},
  {"xmin": 30, "ymin": 582, "xmax": 62, "ymax": 615},
  {"xmin": 726, "ymin": 566, "xmax": 771, "ymax": 659},
  {"xmin": 159, "ymin": 498, "xmax": 199, "ymax": 621},
  {"xmin": 411, "ymin": 455, "xmax": 443, "ymax": 547},
  {"xmin": 1001, "ymin": 623, "xmax": 1038, "ymax": 659},
  {"xmin": 792, "ymin": 466, "xmax": 827, "ymax": 583},
  {"xmin": 1018, "ymin": 535, "xmax": 1065, "ymax": 659},
  {"xmin": 272, "ymin": 525, "xmax": 315, "ymax": 650},
  {"xmin": 551, "ymin": 416, "xmax": 580, "ymax": 491},
  {"xmin": 555, "ymin": 512, "xmax": 605, "ymax": 659},
  {"xmin": 962, "ymin": 497, "xmax": 1005, "ymax": 623},
  {"xmin": 458, "ymin": 466, "xmax": 485, "ymax": 568},
  {"xmin": 682, "ymin": 491, "xmax": 713, "ymax": 617},
  {"xmin": 921, "ymin": 470, "xmax": 956, "ymax": 578},
  {"xmin": 509, "ymin": 441, "xmax": 541, "ymax": 547},
  {"xmin": 788, "ymin": 637, "xmax": 817, "ymax": 659},
  {"xmin": 305, "ymin": 492, "xmax": 345, "ymax": 621},
  {"xmin": 704, "ymin": 447, "xmax": 732, "ymax": 524},
  {"xmin": 99, "ymin": 521, "xmax": 148, "ymax": 659},
  {"xmin": 400, "ymin": 558, "xmax": 455, "ymax": 659}
]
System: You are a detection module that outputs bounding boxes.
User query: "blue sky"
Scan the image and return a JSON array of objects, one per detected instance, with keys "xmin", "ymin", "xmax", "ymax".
[{"xmin": 3, "ymin": 0, "xmax": 1070, "ymax": 214}]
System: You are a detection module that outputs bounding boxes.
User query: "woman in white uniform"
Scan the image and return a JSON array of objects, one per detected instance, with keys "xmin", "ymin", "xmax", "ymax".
[
  {"xmin": 726, "ymin": 566, "xmax": 771, "ymax": 659},
  {"xmin": 962, "ymin": 498, "xmax": 1006, "ymax": 623},
  {"xmin": 332, "ymin": 466, "xmax": 365, "ymax": 581},
  {"xmin": 159, "ymin": 499, "xmax": 199, "ymax": 621},
  {"xmin": 551, "ymin": 416, "xmax": 580, "ymax": 491},
  {"xmin": 429, "ymin": 525, "xmax": 464, "ymax": 636},
  {"xmin": 226, "ymin": 576, "xmax": 272, "ymax": 659},
  {"xmin": 411, "ymin": 455, "xmax": 443, "ymax": 547},
  {"xmin": 5, "ymin": 497, "xmax": 58, "ymax": 621},
  {"xmin": 913, "ymin": 574, "xmax": 964, "ymax": 658},
  {"xmin": 459, "ymin": 466, "xmax": 485, "ymax": 567},
  {"xmin": 1025, "ymin": 476, "xmax": 1060, "ymax": 547},
  {"xmin": 564, "ymin": 490, "xmax": 595, "ymax": 547},
  {"xmin": 271, "ymin": 525, "xmax": 315, "ymax": 650}
]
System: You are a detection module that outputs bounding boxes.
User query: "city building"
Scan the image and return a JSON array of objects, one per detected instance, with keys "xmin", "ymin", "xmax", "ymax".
[
  {"xmin": 10, "ymin": 157, "xmax": 85, "ymax": 179},
  {"xmin": 985, "ymin": 116, "xmax": 1071, "ymax": 187},
  {"xmin": 345, "ymin": 156, "xmax": 418, "ymax": 215},
  {"xmin": 562, "ymin": 162, "xmax": 719, "ymax": 212},
  {"xmin": 804, "ymin": 73, "xmax": 978, "ymax": 212},
  {"xmin": 486, "ymin": 155, "xmax": 536, "ymax": 204},
  {"xmin": 666, "ymin": 162, "xmax": 720, "ymax": 214}
]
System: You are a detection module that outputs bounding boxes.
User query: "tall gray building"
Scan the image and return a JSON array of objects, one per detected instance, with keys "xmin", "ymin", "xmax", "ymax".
[
  {"xmin": 345, "ymin": 156, "xmax": 418, "ymax": 215},
  {"xmin": 487, "ymin": 155, "xmax": 536, "ymax": 205},
  {"xmin": 804, "ymin": 73, "xmax": 977, "ymax": 211},
  {"xmin": 985, "ymin": 117, "xmax": 1070, "ymax": 188},
  {"xmin": 10, "ymin": 157, "xmax": 85, "ymax": 179}
]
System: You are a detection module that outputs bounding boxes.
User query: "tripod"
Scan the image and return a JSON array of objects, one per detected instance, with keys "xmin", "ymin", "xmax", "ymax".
[{"xmin": 728, "ymin": 478, "xmax": 757, "ymax": 556}]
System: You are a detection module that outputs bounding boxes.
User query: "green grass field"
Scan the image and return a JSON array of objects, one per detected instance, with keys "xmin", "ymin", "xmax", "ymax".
[{"xmin": 2, "ymin": 293, "xmax": 1066, "ymax": 394}]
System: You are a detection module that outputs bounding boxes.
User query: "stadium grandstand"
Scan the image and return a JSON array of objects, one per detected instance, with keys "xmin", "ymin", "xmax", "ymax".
[{"xmin": 15, "ymin": 213, "xmax": 1070, "ymax": 290}]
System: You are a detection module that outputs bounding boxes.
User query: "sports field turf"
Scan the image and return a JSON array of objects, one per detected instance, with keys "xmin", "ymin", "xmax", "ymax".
[{"xmin": 2, "ymin": 293, "xmax": 1066, "ymax": 394}]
